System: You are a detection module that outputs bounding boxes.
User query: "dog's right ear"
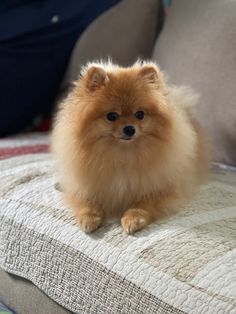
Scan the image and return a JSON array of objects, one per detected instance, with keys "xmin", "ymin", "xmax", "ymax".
[{"xmin": 85, "ymin": 66, "xmax": 108, "ymax": 91}]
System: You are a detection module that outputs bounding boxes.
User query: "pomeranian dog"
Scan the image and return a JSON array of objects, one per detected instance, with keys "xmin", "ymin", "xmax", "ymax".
[{"xmin": 52, "ymin": 61, "xmax": 209, "ymax": 234}]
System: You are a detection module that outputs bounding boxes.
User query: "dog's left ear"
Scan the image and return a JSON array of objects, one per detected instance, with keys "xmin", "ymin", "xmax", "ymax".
[
  {"xmin": 139, "ymin": 65, "xmax": 160, "ymax": 85},
  {"xmin": 85, "ymin": 66, "xmax": 108, "ymax": 91}
]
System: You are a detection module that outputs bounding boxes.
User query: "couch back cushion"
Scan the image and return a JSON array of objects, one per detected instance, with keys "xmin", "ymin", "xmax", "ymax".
[
  {"xmin": 153, "ymin": 0, "xmax": 236, "ymax": 165},
  {"xmin": 62, "ymin": 0, "xmax": 164, "ymax": 89}
]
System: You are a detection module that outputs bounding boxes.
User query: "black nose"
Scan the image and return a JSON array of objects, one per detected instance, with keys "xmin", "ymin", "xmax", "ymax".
[{"xmin": 123, "ymin": 125, "xmax": 136, "ymax": 137}]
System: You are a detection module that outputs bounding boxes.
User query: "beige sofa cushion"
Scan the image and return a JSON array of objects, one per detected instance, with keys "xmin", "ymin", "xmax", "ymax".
[
  {"xmin": 1, "ymin": 133, "xmax": 236, "ymax": 314},
  {"xmin": 62, "ymin": 0, "xmax": 164, "ymax": 88},
  {"xmin": 0, "ymin": 270, "xmax": 72, "ymax": 314},
  {"xmin": 153, "ymin": 0, "xmax": 236, "ymax": 165}
]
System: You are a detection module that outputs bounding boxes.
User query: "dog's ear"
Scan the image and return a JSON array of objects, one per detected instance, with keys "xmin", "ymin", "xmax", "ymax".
[
  {"xmin": 139, "ymin": 65, "xmax": 160, "ymax": 85},
  {"xmin": 85, "ymin": 66, "xmax": 108, "ymax": 91}
]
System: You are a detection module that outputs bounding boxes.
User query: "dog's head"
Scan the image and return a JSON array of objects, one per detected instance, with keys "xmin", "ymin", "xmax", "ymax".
[{"xmin": 72, "ymin": 62, "xmax": 173, "ymax": 154}]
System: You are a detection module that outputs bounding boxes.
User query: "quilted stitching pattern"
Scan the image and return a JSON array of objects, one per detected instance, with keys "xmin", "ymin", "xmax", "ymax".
[{"xmin": 0, "ymin": 134, "xmax": 236, "ymax": 313}]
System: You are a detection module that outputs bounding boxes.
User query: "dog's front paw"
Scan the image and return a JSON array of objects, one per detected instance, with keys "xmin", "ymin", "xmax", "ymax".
[
  {"xmin": 79, "ymin": 213, "xmax": 103, "ymax": 233},
  {"xmin": 121, "ymin": 208, "xmax": 151, "ymax": 234}
]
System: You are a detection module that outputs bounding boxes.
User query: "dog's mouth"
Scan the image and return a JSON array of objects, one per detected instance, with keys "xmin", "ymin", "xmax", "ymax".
[
  {"xmin": 110, "ymin": 134, "xmax": 137, "ymax": 142},
  {"xmin": 119, "ymin": 135, "xmax": 136, "ymax": 142},
  {"xmin": 120, "ymin": 136, "xmax": 133, "ymax": 141},
  {"xmin": 109, "ymin": 135, "xmax": 135, "ymax": 142}
]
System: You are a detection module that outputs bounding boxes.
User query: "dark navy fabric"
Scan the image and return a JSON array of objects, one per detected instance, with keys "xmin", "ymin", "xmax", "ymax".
[{"xmin": 0, "ymin": 0, "xmax": 121, "ymax": 136}]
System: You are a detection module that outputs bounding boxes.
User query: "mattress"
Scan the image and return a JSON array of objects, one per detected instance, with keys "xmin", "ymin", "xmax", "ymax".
[{"xmin": 0, "ymin": 133, "xmax": 236, "ymax": 313}]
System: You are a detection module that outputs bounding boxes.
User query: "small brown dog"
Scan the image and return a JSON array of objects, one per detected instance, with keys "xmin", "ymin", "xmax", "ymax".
[{"xmin": 52, "ymin": 61, "xmax": 209, "ymax": 234}]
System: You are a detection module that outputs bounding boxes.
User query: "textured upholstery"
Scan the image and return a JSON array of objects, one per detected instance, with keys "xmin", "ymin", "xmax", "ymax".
[{"xmin": 153, "ymin": 0, "xmax": 236, "ymax": 165}]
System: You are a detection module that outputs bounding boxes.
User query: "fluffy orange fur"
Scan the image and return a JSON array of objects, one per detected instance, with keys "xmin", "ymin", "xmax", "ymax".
[{"xmin": 51, "ymin": 61, "xmax": 209, "ymax": 234}]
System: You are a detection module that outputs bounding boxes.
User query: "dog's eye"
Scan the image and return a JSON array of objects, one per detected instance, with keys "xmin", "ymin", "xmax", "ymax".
[
  {"xmin": 106, "ymin": 112, "xmax": 119, "ymax": 122},
  {"xmin": 135, "ymin": 111, "xmax": 144, "ymax": 120}
]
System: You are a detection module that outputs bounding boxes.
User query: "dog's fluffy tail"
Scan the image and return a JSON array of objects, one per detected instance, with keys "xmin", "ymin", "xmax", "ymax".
[{"xmin": 168, "ymin": 86, "xmax": 200, "ymax": 110}]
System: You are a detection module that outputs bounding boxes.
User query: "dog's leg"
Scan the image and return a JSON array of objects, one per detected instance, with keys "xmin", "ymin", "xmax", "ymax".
[
  {"xmin": 65, "ymin": 193, "xmax": 104, "ymax": 233},
  {"xmin": 121, "ymin": 207, "xmax": 153, "ymax": 234},
  {"xmin": 121, "ymin": 189, "xmax": 182, "ymax": 234}
]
